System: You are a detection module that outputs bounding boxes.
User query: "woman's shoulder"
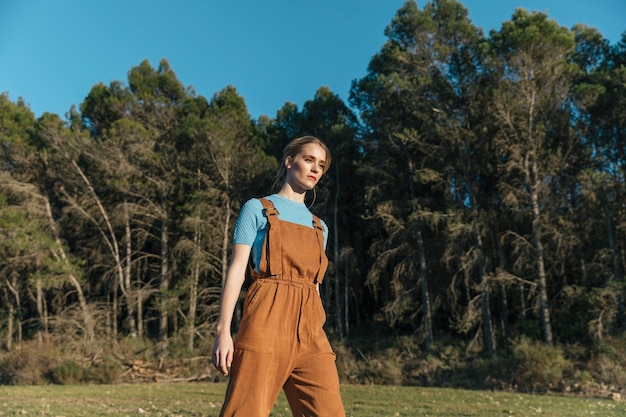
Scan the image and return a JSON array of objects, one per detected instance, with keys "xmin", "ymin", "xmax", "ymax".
[
  {"xmin": 242, "ymin": 197, "xmax": 265, "ymax": 209},
  {"xmin": 239, "ymin": 196, "xmax": 282, "ymax": 221},
  {"xmin": 237, "ymin": 198, "xmax": 267, "ymax": 225},
  {"xmin": 241, "ymin": 196, "xmax": 279, "ymax": 212}
]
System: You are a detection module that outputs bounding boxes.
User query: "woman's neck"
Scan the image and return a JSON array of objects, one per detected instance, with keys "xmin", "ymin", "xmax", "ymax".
[{"xmin": 276, "ymin": 184, "xmax": 306, "ymax": 203}]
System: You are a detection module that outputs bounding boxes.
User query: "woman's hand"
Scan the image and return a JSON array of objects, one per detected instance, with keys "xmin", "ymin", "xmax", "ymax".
[{"xmin": 212, "ymin": 332, "xmax": 234, "ymax": 376}]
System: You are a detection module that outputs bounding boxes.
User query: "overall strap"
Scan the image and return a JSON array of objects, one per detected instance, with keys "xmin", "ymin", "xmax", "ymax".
[
  {"xmin": 312, "ymin": 214, "xmax": 328, "ymax": 284},
  {"xmin": 257, "ymin": 198, "xmax": 282, "ymax": 277}
]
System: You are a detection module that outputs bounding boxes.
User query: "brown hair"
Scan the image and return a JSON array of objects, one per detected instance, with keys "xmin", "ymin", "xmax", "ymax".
[{"xmin": 272, "ymin": 135, "xmax": 331, "ymax": 192}]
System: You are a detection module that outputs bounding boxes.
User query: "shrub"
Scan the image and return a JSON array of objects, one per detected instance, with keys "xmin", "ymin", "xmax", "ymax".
[
  {"xmin": 511, "ymin": 337, "xmax": 572, "ymax": 393},
  {"xmin": 465, "ymin": 354, "xmax": 517, "ymax": 391},
  {"xmin": 589, "ymin": 354, "xmax": 626, "ymax": 388},
  {"xmin": 49, "ymin": 360, "xmax": 83, "ymax": 385},
  {"xmin": 82, "ymin": 355, "xmax": 123, "ymax": 384},
  {"xmin": 0, "ymin": 342, "xmax": 58, "ymax": 385}
]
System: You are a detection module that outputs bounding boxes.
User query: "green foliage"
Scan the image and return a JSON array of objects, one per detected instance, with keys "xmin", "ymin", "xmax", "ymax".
[
  {"xmin": 512, "ymin": 337, "xmax": 573, "ymax": 393},
  {"xmin": 81, "ymin": 355, "xmax": 124, "ymax": 384},
  {"xmin": 0, "ymin": 92, "xmax": 36, "ymax": 147},
  {"xmin": 49, "ymin": 360, "xmax": 83, "ymax": 385}
]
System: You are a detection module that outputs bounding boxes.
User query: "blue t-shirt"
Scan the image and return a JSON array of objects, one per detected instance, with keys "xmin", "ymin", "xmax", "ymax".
[{"xmin": 233, "ymin": 194, "xmax": 328, "ymax": 272}]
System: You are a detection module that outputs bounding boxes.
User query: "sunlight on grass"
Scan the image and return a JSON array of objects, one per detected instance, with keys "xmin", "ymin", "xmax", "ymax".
[{"xmin": 0, "ymin": 383, "xmax": 624, "ymax": 417}]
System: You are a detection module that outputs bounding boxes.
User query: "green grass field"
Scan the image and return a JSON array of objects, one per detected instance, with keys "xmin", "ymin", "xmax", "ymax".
[{"xmin": 0, "ymin": 383, "xmax": 623, "ymax": 417}]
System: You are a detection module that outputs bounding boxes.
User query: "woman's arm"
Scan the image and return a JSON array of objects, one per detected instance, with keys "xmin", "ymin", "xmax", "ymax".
[{"xmin": 212, "ymin": 243, "xmax": 251, "ymax": 376}]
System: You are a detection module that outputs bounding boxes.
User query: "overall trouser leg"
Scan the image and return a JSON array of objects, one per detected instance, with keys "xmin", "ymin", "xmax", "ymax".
[
  {"xmin": 219, "ymin": 279, "xmax": 296, "ymax": 417},
  {"xmin": 220, "ymin": 349, "xmax": 284, "ymax": 417},
  {"xmin": 283, "ymin": 351, "xmax": 345, "ymax": 416}
]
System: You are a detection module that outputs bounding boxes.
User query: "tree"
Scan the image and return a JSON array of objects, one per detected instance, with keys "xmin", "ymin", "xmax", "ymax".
[
  {"xmin": 175, "ymin": 87, "xmax": 274, "ymax": 349},
  {"xmin": 125, "ymin": 59, "xmax": 188, "ymax": 344},
  {"xmin": 74, "ymin": 59, "xmax": 189, "ymax": 344},
  {"xmin": 351, "ymin": 0, "xmax": 456, "ymax": 349},
  {"xmin": 573, "ymin": 27, "xmax": 626, "ymax": 334},
  {"xmin": 487, "ymin": 9, "xmax": 578, "ymax": 345},
  {"xmin": 296, "ymin": 86, "xmax": 362, "ymax": 339},
  {"xmin": 1, "ymin": 100, "xmax": 95, "ymax": 346}
]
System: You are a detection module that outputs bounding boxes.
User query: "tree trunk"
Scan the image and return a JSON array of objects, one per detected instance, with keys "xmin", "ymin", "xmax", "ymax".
[
  {"xmin": 416, "ymin": 225, "xmax": 434, "ymax": 350},
  {"xmin": 604, "ymin": 199, "xmax": 623, "ymax": 283},
  {"xmin": 159, "ymin": 201, "xmax": 170, "ymax": 343},
  {"xmin": 333, "ymin": 164, "xmax": 344, "ymax": 339},
  {"xmin": 603, "ymin": 198, "xmax": 626, "ymax": 330},
  {"xmin": 113, "ymin": 278, "xmax": 118, "ymax": 340},
  {"xmin": 499, "ymin": 283, "xmax": 510, "ymax": 342},
  {"xmin": 474, "ymin": 227, "xmax": 494, "ymax": 354},
  {"xmin": 187, "ymin": 229, "xmax": 200, "ymax": 351},
  {"xmin": 105, "ymin": 286, "xmax": 111, "ymax": 341},
  {"xmin": 124, "ymin": 203, "xmax": 137, "ymax": 337},
  {"xmin": 407, "ymin": 155, "xmax": 434, "ymax": 350},
  {"xmin": 519, "ymin": 283, "xmax": 526, "ymax": 320},
  {"xmin": 466, "ymin": 179, "xmax": 494, "ymax": 353},
  {"xmin": 530, "ymin": 176, "xmax": 553, "ymax": 346},
  {"xmin": 137, "ymin": 282, "xmax": 144, "ymax": 338},
  {"xmin": 7, "ymin": 301, "xmax": 14, "ymax": 351},
  {"xmin": 344, "ymin": 258, "xmax": 350, "ymax": 338},
  {"xmin": 4, "ymin": 277, "xmax": 20, "ymax": 350},
  {"xmin": 496, "ymin": 233, "xmax": 511, "ymax": 342},
  {"xmin": 36, "ymin": 279, "xmax": 44, "ymax": 346}
]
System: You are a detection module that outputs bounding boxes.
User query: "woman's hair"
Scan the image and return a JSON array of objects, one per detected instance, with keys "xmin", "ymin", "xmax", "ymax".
[{"xmin": 272, "ymin": 135, "xmax": 331, "ymax": 192}]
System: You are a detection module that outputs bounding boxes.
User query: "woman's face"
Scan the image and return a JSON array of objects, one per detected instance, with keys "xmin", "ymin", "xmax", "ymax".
[{"xmin": 285, "ymin": 143, "xmax": 327, "ymax": 192}]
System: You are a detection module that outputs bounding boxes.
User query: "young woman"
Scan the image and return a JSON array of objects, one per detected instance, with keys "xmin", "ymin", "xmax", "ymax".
[{"xmin": 212, "ymin": 136, "xmax": 345, "ymax": 417}]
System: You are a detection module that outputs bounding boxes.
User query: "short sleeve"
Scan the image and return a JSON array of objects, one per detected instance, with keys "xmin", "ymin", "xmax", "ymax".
[
  {"xmin": 232, "ymin": 199, "xmax": 264, "ymax": 246},
  {"xmin": 320, "ymin": 219, "xmax": 329, "ymax": 249}
]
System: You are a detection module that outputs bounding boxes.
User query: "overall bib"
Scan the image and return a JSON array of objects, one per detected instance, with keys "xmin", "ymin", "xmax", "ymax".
[{"xmin": 219, "ymin": 198, "xmax": 345, "ymax": 417}]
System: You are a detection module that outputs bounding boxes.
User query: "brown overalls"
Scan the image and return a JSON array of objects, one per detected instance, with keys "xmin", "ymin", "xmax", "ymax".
[{"xmin": 219, "ymin": 198, "xmax": 345, "ymax": 417}]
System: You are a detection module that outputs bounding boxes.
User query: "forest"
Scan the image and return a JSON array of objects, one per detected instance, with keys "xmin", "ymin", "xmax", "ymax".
[{"xmin": 1, "ymin": 0, "xmax": 626, "ymax": 396}]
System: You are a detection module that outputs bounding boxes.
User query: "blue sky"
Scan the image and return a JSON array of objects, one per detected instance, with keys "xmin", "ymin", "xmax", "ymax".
[{"xmin": 1, "ymin": 0, "xmax": 624, "ymax": 121}]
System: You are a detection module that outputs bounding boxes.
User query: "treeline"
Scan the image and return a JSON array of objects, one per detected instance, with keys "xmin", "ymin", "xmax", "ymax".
[{"xmin": 2, "ymin": 0, "xmax": 626, "ymax": 392}]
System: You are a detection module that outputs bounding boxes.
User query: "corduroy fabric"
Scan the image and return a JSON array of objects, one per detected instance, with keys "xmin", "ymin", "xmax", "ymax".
[{"xmin": 219, "ymin": 198, "xmax": 344, "ymax": 417}]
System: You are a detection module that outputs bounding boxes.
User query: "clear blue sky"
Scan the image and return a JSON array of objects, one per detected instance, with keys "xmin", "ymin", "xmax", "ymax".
[{"xmin": 1, "ymin": 0, "xmax": 624, "ymax": 121}]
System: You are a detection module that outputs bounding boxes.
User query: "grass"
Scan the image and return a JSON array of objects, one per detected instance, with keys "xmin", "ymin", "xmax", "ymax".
[{"xmin": 0, "ymin": 383, "xmax": 624, "ymax": 417}]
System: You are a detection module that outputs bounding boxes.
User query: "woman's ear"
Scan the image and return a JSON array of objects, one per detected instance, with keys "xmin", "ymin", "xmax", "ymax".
[{"xmin": 285, "ymin": 156, "xmax": 293, "ymax": 169}]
